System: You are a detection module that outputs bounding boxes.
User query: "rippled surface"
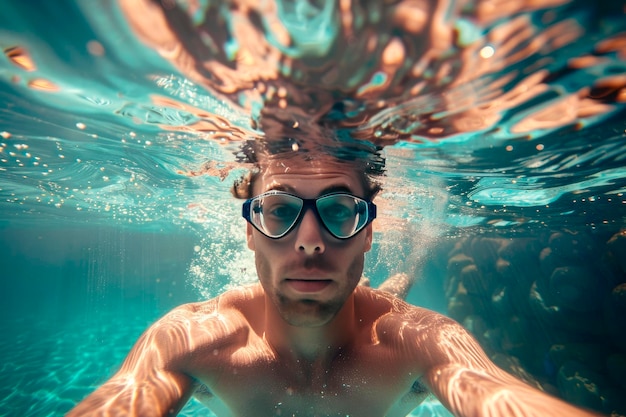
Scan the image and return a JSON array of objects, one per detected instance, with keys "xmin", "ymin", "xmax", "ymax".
[
  {"xmin": 1, "ymin": 0, "xmax": 625, "ymax": 233},
  {"xmin": 1, "ymin": 0, "xmax": 626, "ymax": 416}
]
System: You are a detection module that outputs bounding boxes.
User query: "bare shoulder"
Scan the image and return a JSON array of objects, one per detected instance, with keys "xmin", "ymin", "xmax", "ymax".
[
  {"xmin": 355, "ymin": 286, "xmax": 454, "ymax": 329},
  {"xmin": 142, "ymin": 284, "xmax": 264, "ymax": 363},
  {"xmin": 169, "ymin": 283, "xmax": 263, "ymax": 318},
  {"xmin": 355, "ymin": 287, "xmax": 476, "ymax": 360}
]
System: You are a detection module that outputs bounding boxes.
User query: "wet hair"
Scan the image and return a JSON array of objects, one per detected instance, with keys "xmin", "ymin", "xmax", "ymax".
[{"xmin": 230, "ymin": 138, "xmax": 385, "ymax": 200}]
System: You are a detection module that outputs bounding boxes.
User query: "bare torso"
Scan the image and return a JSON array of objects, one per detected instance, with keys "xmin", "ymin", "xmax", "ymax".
[
  {"xmin": 68, "ymin": 282, "xmax": 604, "ymax": 417},
  {"xmin": 171, "ymin": 285, "xmax": 432, "ymax": 417}
]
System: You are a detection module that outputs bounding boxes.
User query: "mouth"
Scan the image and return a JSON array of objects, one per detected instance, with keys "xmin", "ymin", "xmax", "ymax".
[{"xmin": 285, "ymin": 279, "xmax": 333, "ymax": 293}]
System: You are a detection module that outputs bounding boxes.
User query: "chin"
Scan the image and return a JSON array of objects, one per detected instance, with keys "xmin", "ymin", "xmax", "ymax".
[{"xmin": 278, "ymin": 298, "xmax": 342, "ymax": 327}]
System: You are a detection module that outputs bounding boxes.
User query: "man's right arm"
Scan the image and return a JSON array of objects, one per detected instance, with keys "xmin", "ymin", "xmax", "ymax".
[{"xmin": 67, "ymin": 308, "xmax": 198, "ymax": 416}]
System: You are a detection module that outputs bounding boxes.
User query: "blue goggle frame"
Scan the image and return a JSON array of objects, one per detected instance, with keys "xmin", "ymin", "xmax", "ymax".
[{"xmin": 242, "ymin": 191, "xmax": 376, "ymax": 240}]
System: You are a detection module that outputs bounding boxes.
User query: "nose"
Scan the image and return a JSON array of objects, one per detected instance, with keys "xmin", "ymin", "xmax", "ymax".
[{"xmin": 294, "ymin": 208, "xmax": 326, "ymax": 255}]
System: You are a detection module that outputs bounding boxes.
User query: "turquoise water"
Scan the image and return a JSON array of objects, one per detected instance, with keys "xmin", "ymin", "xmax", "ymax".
[{"xmin": 1, "ymin": 0, "xmax": 626, "ymax": 416}]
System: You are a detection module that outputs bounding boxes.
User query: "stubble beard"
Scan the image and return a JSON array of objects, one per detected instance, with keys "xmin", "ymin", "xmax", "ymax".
[{"xmin": 257, "ymin": 253, "xmax": 365, "ymax": 327}]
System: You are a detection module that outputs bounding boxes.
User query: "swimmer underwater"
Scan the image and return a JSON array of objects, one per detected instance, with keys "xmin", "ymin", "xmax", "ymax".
[{"xmin": 68, "ymin": 138, "xmax": 603, "ymax": 417}]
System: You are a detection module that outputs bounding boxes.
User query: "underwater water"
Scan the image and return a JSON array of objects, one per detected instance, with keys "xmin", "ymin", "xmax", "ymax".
[{"xmin": 1, "ymin": 0, "xmax": 626, "ymax": 416}]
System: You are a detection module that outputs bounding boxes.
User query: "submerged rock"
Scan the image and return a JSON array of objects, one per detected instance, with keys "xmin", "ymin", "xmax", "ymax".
[
  {"xmin": 447, "ymin": 293, "xmax": 474, "ymax": 322},
  {"xmin": 606, "ymin": 230, "xmax": 626, "ymax": 275},
  {"xmin": 447, "ymin": 253, "xmax": 474, "ymax": 276},
  {"xmin": 548, "ymin": 232, "xmax": 595, "ymax": 262},
  {"xmin": 548, "ymin": 266, "xmax": 602, "ymax": 313},
  {"xmin": 549, "ymin": 343, "xmax": 610, "ymax": 373},
  {"xmin": 468, "ymin": 237, "xmax": 501, "ymax": 272},
  {"xmin": 558, "ymin": 359, "xmax": 626, "ymax": 416},
  {"xmin": 604, "ymin": 283, "xmax": 626, "ymax": 351},
  {"xmin": 460, "ymin": 263, "xmax": 493, "ymax": 295},
  {"xmin": 557, "ymin": 360, "xmax": 606, "ymax": 412}
]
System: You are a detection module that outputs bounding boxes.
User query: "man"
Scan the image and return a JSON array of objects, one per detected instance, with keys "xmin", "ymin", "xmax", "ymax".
[{"xmin": 69, "ymin": 141, "xmax": 601, "ymax": 417}]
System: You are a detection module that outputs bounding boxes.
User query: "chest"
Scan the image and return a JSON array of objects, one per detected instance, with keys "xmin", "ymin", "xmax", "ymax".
[{"xmin": 194, "ymin": 347, "xmax": 426, "ymax": 417}]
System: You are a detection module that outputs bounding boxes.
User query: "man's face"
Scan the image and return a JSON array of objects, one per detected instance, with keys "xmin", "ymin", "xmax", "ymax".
[{"xmin": 246, "ymin": 157, "xmax": 374, "ymax": 327}]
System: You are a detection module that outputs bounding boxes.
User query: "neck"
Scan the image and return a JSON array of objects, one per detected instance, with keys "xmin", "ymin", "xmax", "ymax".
[{"xmin": 263, "ymin": 294, "xmax": 357, "ymax": 364}]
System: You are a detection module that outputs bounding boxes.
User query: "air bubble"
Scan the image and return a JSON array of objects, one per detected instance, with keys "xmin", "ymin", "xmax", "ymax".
[{"xmin": 479, "ymin": 45, "xmax": 495, "ymax": 58}]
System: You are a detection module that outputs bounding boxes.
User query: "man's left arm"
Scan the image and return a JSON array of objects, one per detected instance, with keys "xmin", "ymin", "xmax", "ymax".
[{"xmin": 415, "ymin": 314, "xmax": 602, "ymax": 417}]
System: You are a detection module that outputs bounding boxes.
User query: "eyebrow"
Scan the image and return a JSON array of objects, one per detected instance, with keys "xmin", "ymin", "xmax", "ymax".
[
  {"xmin": 319, "ymin": 185, "xmax": 354, "ymax": 196},
  {"xmin": 266, "ymin": 184, "xmax": 356, "ymax": 197}
]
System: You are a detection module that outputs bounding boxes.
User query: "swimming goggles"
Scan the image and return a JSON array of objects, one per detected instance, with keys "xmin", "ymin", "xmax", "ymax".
[{"xmin": 242, "ymin": 191, "xmax": 377, "ymax": 240}]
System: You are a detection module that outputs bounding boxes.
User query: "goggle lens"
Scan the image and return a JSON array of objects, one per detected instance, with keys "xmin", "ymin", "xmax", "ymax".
[{"xmin": 250, "ymin": 193, "xmax": 302, "ymax": 238}]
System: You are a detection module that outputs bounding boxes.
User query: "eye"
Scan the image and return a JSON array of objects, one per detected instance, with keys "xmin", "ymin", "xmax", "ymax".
[
  {"xmin": 319, "ymin": 202, "xmax": 353, "ymax": 222},
  {"xmin": 267, "ymin": 203, "xmax": 299, "ymax": 219}
]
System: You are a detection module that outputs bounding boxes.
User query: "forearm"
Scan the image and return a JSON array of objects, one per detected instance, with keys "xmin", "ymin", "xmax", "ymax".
[
  {"xmin": 426, "ymin": 365, "xmax": 603, "ymax": 417},
  {"xmin": 68, "ymin": 372, "xmax": 193, "ymax": 417}
]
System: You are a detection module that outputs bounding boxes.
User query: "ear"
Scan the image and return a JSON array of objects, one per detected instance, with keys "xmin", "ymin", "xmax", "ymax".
[
  {"xmin": 363, "ymin": 224, "xmax": 373, "ymax": 252},
  {"xmin": 246, "ymin": 223, "xmax": 256, "ymax": 251}
]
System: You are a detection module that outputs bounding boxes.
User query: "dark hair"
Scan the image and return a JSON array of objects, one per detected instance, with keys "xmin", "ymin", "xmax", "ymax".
[{"xmin": 230, "ymin": 138, "xmax": 385, "ymax": 200}]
